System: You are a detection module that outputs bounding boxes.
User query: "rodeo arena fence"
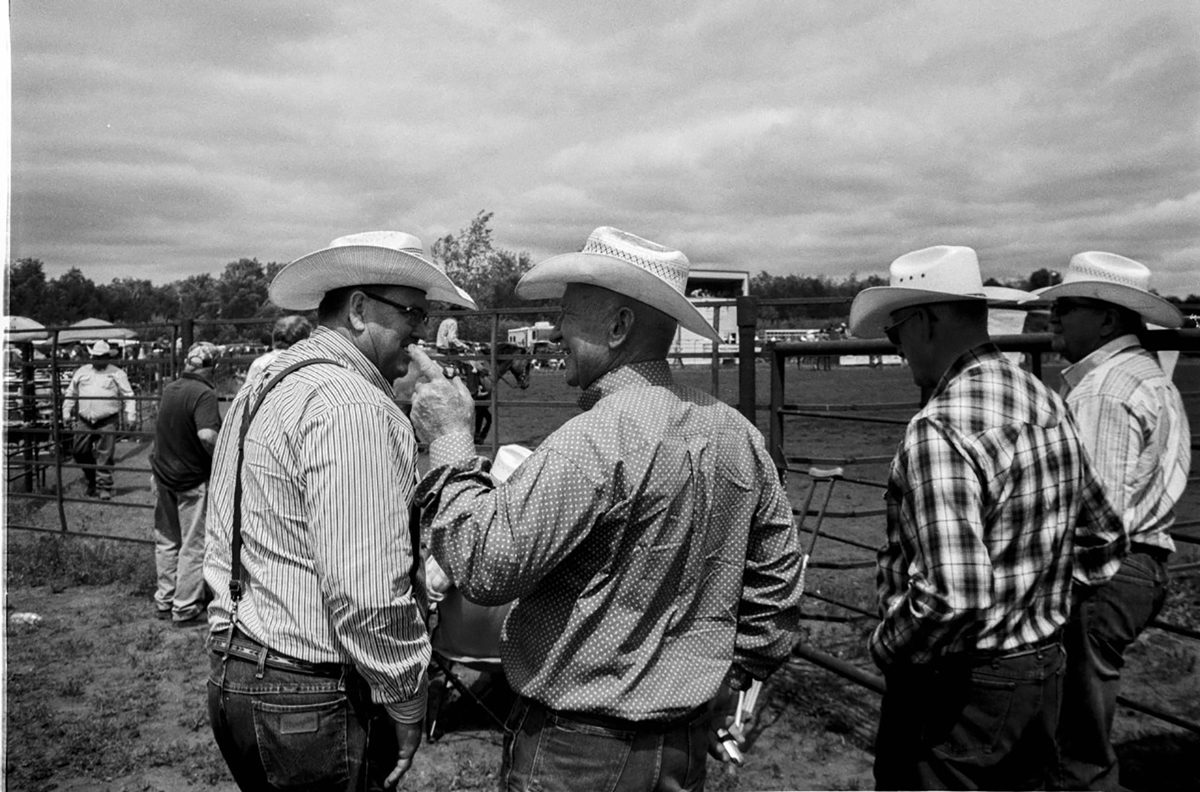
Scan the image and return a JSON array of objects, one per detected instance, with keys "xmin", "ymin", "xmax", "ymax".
[{"xmin": 6, "ymin": 297, "xmax": 1200, "ymax": 744}]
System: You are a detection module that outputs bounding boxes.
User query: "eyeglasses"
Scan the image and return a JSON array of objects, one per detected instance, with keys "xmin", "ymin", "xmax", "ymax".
[
  {"xmin": 361, "ymin": 292, "xmax": 429, "ymax": 326},
  {"xmin": 1049, "ymin": 298, "xmax": 1101, "ymax": 318},
  {"xmin": 883, "ymin": 309, "xmax": 921, "ymax": 346}
]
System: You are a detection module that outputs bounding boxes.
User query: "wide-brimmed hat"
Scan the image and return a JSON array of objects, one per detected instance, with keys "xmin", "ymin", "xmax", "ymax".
[
  {"xmin": 88, "ymin": 340, "xmax": 116, "ymax": 358},
  {"xmin": 1034, "ymin": 251, "xmax": 1182, "ymax": 328},
  {"xmin": 269, "ymin": 231, "xmax": 477, "ymax": 311},
  {"xmin": 849, "ymin": 246, "xmax": 1031, "ymax": 338},
  {"xmin": 515, "ymin": 226, "xmax": 721, "ymax": 342}
]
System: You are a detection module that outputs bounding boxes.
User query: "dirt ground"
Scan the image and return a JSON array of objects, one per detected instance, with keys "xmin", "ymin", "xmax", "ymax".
[{"xmin": 6, "ymin": 361, "xmax": 1200, "ymax": 791}]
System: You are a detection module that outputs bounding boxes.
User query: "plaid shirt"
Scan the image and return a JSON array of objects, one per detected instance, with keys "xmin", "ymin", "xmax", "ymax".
[
  {"xmin": 418, "ymin": 360, "xmax": 803, "ymax": 720},
  {"xmin": 1061, "ymin": 335, "xmax": 1191, "ymax": 554},
  {"xmin": 871, "ymin": 344, "xmax": 1124, "ymax": 669}
]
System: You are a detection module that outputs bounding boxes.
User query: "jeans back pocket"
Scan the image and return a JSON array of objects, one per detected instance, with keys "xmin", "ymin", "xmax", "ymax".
[{"xmin": 253, "ymin": 694, "xmax": 350, "ymax": 789}]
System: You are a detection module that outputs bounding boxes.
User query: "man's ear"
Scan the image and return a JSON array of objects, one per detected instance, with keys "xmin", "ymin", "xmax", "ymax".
[
  {"xmin": 608, "ymin": 306, "xmax": 636, "ymax": 349},
  {"xmin": 347, "ymin": 291, "xmax": 369, "ymax": 332}
]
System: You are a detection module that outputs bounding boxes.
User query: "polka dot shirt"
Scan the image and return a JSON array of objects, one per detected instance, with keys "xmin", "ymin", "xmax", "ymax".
[{"xmin": 418, "ymin": 360, "xmax": 804, "ymax": 720}]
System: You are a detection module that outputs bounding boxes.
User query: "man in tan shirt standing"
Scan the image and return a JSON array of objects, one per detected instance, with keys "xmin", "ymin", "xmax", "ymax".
[{"xmin": 62, "ymin": 340, "xmax": 137, "ymax": 499}]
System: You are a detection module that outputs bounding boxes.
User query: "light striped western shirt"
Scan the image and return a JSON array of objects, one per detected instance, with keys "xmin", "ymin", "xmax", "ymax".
[
  {"xmin": 871, "ymin": 344, "xmax": 1125, "ymax": 669},
  {"xmin": 204, "ymin": 327, "xmax": 429, "ymax": 723},
  {"xmin": 1061, "ymin": 335, "xmax": 1192, "ymax": 555}
]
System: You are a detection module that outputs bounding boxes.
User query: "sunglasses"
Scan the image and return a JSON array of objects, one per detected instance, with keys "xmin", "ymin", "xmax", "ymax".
[
  {"xmin": 883, "ymin": 309, "xmax": 921, "ymax": 346},
  {"xmin": 361, "ymin": 292, "xmax": 429, "ymax": 326}
]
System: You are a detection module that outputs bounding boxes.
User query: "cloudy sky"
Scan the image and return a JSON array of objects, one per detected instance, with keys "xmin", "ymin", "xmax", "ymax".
[{"xmin": 9, "ymin": 1, "xmax": 1200, "ymax": 297}]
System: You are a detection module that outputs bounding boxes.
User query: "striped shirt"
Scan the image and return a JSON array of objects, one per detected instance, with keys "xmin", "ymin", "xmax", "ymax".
[
  {"xmin": 871, "ymin": 344, "xmax": 1125, "ymax": 669},
  {"xmin": 204, "ymin": 327, "xmax": 429, "ymax": 723},
  {"xmin": 418, "ymin": 360, "xmax": 803, "ymax": 720},
  {"xmin": 1061, "ymin": 335, "xmax": 1191, "ymax": 554},
  {"xmin": 62, "ymin": 364, "xmax": 136, "ymax": 424}
]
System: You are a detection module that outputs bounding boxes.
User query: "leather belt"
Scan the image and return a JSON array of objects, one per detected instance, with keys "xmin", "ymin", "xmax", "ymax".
[
  {"xmin": 540, "ymin": 700, "xmax": 710, "ymax": 734},
  {"xmin": 209, "ymin": 628, "xmax": 349, "ymax": 678}
]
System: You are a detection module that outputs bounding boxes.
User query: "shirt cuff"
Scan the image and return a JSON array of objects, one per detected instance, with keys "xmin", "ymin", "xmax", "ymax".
[
  {"xmin": 383, "ymin": 683, "xmax": 428, "ymax": 725},
  {"xmin": 429, "ymin": 431, "xmax": 478, "ymax": 469}
]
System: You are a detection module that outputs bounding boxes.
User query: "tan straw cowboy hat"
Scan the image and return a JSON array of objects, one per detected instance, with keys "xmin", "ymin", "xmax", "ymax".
[
  {"xmin": 269, "ymin": 231, "xmax": 477, "ymax": 311},
  {"xmin": 1035, "ymin": 251, "xmax": 1183, "ymax": 329},
  {"xmin": 849, "ymin": 245, "xmax": 1031, "ymax": 338},
  {"xmin": 515, "ymin": 226, "xmax": 721, "ymax": 342}
]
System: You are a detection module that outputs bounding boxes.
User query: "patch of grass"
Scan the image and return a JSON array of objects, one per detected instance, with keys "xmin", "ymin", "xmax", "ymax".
[{"xmin": 6, "ymin": 534, "xmax": 155, "ymax": 592}]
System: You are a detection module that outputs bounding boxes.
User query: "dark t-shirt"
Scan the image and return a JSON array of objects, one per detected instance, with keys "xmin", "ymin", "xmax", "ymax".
[{"xmin": 152, "ymin": 372, "xmax": 222, "ymax": 491}]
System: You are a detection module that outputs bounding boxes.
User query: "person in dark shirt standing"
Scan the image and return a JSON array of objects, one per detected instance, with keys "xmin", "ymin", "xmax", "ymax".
[{"xmin": 152, "ymin": 341, "xmax": 223, "ymax": 625}]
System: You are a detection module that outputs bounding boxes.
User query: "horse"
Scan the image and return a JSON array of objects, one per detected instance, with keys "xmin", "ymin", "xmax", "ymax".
[{"xmin": 448, "ymin": 342, "xmax": 532, "ymax": 444}]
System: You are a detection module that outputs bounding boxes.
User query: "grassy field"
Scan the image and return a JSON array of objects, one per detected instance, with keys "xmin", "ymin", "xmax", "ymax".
[{"xmin": 6, "ymin": 357, "xmax": 1200, "ymax": 791}]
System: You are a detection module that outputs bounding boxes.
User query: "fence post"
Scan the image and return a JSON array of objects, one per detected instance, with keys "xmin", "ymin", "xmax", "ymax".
[{"xmin": 737, "ymin": 296, "xmax": 758, "ymax": 424}]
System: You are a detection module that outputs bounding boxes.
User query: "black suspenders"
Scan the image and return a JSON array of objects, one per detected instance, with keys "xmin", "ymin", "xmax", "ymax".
[{"xmin": 228, "ymin": 358, "xmax": 338, "ymax": 626}]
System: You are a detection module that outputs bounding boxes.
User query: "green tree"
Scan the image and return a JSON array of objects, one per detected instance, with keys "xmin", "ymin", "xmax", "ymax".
[
  {"xmin": 1026, "ymin": 268, "xmax": 1062, "ymax": 291},
  {"xmin": 6, "ymin": 258, "xmax": 49, "ymax": 319},
  {"xmin": 99, "ymin": 277, "xmax": 175, "ymax": 324},
  {"xmin": 46, "ymin": 268, "xmax": 102, "ymax": 324}
]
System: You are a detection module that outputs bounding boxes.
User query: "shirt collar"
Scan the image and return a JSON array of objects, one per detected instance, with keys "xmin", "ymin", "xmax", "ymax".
[
  {"xmin": 304, "ymin": 326, "xmax": 393, "ymax": 394},
  {"xmin": 181, "ymin": 371, "xmax": 215, "ymax": 388},
  {"xmin": 578, "ymin": 359, "xmax": 673, "ymax": 411},
  {"xmin": 929, "ymin": 342, "xmax": 1004, "ymax": 400},
  {"xmin": 1061, "ymin": 334, "xmax": 1140, "ymax": 392}
]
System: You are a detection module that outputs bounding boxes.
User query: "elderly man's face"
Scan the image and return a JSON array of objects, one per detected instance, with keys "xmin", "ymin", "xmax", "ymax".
[
  {"xmin": 552, "ymin": 284, "xmax": 617, "ymax": 390},
  {"xmin": 1049, "ymin": 297, "xmax": 1110, "ymax": 364},
  {"xmin": 358, "ymin": 286, "xmax": 431, "ymax": 381}
]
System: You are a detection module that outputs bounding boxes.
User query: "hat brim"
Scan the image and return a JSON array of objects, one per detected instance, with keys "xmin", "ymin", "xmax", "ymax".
[
  {"xmin": 1031, "ymin": 282, "xmax": 1182, "ymax": 328},
  {"xmin": 849, "ymin": 286, "xmax": 1032, "ymax": 338},
  {"xmin": 269, "ymin": 245, "xmax": 477, "ymax": 311},
  {"xmin": 516, "ymin": 252, "xmax": 722, "ymax": 342}
]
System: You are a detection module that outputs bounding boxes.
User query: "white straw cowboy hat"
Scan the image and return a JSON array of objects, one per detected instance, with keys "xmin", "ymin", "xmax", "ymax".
[
  {"xmin": 88, "ymin": 340, "xmax": 116, "ymax": 358},
  {"xmin": 1035, "ymin": 251, "xmax": 1183, "ymax": 329},
  {"xmin": 849, "ymin": 245, "xmax": 1031, "ymax": 338},
  {"xmin": 515, "ymin": 226, "xmax": 721, "ymax": 342},
  {"xmin": 269, "ymin": 231, "xmax": 477, "ymax": 311}
]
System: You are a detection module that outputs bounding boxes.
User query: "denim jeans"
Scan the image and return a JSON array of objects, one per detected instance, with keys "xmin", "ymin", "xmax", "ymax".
[
  {"xmin": 153, "ymin": 480, "xmax": 209, "ymax": 620},
  {"xmin": 875, "ymin": 642, "xmax": 1065, "ymax": 790},
  {"xmin": 500, "ymin": 697, "xmax": 709, "ymax": 792},
  {"xmin": 207, "ymin": 645, "xmax": 398, "ymax": 791},
  {"xmin": 72, "ymin": 414, "xmax": 119, "ymax": 492},
  {"xmin": 1054, "ymin": 550, "xmax": 1168, "ymax": 791}
]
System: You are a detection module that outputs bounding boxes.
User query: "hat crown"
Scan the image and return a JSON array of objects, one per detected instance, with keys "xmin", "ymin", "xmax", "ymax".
[
  {"xmin": 889, "ymin": 245, "xmax": 985, "ymax": 295},
  {"xmin": 88, "ymin": 340, "xmax": 112, "ymax": 357},
  {"xmin": 581, "ymin": 226, "xmax": 690, "ymax": 296},
  {"xmin": 185, "ymin": 341, "xmax": 219, "ymax": 369},
  {"xmin": 1064, "ymin": 251, "xmax": 1151, "ymax": 292},
  {"xmin": 328, "ymin": 231, "xmax": 449, "ymax": 275}
]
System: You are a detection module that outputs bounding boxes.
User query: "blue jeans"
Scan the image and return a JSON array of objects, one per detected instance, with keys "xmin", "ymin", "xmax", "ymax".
[
  {"xmin": 875, "ymin": 642, "xmax": 1065, "ymax": 790},
  {"xmin": 207, "ymin": 639, "xmax": 398, "ymax": 791},
  {"xmin": 500, "ymin": 697, "xmax": 710, "ymax": 792},
  {"xmin": 1054, "ymin": 550, "xmax": 1169, "ymax": 791}
]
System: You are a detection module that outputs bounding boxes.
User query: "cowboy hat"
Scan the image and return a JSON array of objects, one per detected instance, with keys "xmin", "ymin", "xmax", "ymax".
[
  {"xmin": 515, "ymin": 226, "xmax": 721, "ymax": 342},
  {"xmin": 849, "ymin": 246, "xmax": 1031, "ymax": 338},
  {"xmin": 88, "ymin": 340, "xmax": 116, "ymax": 358},
  {"xmin": 1034, "ymin": 251, "xmax": 1182, "ymax": 329},
  {"xmin": 269, "ymin": 231, "xmax": 477, "ymax": 311}
]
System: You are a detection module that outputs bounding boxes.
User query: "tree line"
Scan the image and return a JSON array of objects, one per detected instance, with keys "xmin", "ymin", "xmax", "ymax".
[{"xmin": 8, "ymin": 211, "xmax": 1196, "ymax": 343}]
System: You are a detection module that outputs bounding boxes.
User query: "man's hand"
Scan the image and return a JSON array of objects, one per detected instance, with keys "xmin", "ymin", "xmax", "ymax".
[
  {"xmin": 384, "ymin": 720, "xmax": 423, "ymax": 787},
  {"xmin": 706, "ymin": 682, "xmax": 745, "ymax": 764},
  {"xmin": 407, "ymin": 344, "xmax": 475, "ymax": 443},
  {"xmin": 425, "ymin": 555, "xmax": 452, "ymax": 603}
]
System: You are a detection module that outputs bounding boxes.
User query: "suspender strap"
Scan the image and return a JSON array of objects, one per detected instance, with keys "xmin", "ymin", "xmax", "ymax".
[{"xmin": 229, "ymin": 358, "xmax": 339, "ymax": 603}]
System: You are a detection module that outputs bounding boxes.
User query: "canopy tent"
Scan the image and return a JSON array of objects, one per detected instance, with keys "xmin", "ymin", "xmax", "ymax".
[
  {"xmin": 3, "ymin": 316, "xmax": 50, "ymax": 343},
  {"xmin": 56, "ymin": 318, "xmax": 139, "ymax": 344}
]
